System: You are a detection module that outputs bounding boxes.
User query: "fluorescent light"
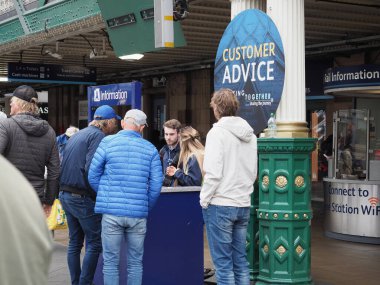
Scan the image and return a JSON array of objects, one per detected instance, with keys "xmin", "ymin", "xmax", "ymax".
[
  {"xmin": 46, "ymin": 50, "xmax": 63, "ymax": 59},
  {"xmin": 119, "ymin": 53, "xmax": 144, "ymax": 60},
  {"xmin": 0, "ymin": 77, "xmax": 8, "ymax": 82}
]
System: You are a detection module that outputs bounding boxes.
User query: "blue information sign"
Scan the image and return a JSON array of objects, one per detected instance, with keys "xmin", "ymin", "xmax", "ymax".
[
  {"xmin": 8, "ymin": 62, "xmax": 96, "ymax": 84},
  {"xmin": 324, "ymin": 65, "xmax": 380, "ymax": 93},
  {"xmin": 214, "ymin": 9, "xmax": 285, "ymax": 134},
  {"xmin": 87, "ymin": 82, "xmax": 142, "ymax": 121}
]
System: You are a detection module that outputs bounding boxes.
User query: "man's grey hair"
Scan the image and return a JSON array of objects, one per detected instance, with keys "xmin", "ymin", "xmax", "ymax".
[{"xmin": 11, "ymin": 96, "xmax": 39, "ymax": 115}]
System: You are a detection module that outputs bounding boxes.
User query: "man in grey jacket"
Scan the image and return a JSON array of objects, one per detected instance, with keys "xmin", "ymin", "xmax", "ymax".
[{"xmin": 0, "ymin": 85, "xmax": 60, "ymax": 216}]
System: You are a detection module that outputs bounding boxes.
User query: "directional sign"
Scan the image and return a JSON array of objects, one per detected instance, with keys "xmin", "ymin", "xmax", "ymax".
[{"xmin": 8, "ymin": 62, "xmax": 96, "ymax": 85}]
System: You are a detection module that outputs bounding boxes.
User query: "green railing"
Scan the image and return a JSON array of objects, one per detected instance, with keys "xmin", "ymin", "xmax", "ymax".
[{"xmin": 0, "ymin": 0, "xmax": 100, "ymax": 44}]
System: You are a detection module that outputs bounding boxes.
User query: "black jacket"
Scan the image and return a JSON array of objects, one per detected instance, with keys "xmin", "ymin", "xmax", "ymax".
[{"xmin": 0, "ymin": 113, "xmax": 60, "ymax": 205}]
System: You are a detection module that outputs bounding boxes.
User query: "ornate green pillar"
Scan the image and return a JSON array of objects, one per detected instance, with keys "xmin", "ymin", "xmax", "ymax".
[
  {"xmin": 256, "ymin": 138, "xmax": 315, "ymax": 285},
  {"xmin": 247, "ymin": 181, "xmax": 259, "ymax": 280}
]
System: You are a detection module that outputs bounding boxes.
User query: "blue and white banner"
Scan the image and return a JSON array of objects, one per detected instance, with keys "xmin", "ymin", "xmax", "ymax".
[
  {"xmin": 324, "ymin": 65, "xmax": 380, "ymax": 93},
  {"xmin": 87, "ymin": 82, "xmax": 142, "ymax": 121},
  {"xmin": 88, "ymin": 82, "xmax": 142, "ymax": 107},
  {"xmin": 214, "ymin": 9, "xmax": 285, "ymax": 134}
]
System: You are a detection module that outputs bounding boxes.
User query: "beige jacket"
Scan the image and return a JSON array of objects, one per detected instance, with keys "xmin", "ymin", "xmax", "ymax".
[{"xmin": 0, "ymin": 155, "xmax": 53, "ymax": 285}]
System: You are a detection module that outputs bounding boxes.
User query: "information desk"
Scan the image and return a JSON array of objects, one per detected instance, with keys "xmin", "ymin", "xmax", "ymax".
[
  {"xmin": 94, "ymin": 186, "xmax": 204, "ymax": 285},
  {"xmin": 323, "ymin": 178, "xmax": 380, "ymax": 244}
]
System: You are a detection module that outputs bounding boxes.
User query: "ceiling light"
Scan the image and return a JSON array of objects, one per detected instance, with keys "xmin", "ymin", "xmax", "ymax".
[
  {"xmin": 0, "ymin": 77, "xmax": 8, "ymax": 82},
  {"xmin": 89, "ymin": 37, "xmax": 109, "ymax": 59},
  {"xmin": 44, "ymin": 41, "xmax": 63, "ymax": 59},
  {"xmin": 119, "ymin": 53, "xmax": 144, "ymax": 60},
  {"xmin": 89, "ymin": 49, "xmax": 108, "ymax": 59},
  {"xmin": 45, "ymin": 50, "xmax": 63, "ymax": 59}
]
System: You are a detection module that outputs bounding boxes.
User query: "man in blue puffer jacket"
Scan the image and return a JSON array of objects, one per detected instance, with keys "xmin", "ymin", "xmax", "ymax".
[{"xmin": 88, "ymin": 109, "xmax": 163, "ymax": 285}]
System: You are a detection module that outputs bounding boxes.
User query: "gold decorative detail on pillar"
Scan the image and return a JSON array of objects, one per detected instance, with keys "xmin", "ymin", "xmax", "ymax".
[
  {"xmin": 296, "ymin": 245, "xmax": 304, "ymax": 255},
  {"xmin": 263, "ymin": 244, "xmax": 269, "ymax": 253},
  {"xmin": 276, "ymin": 176, "xmax": 287, "ymax": 188},
  {"xmin": 273, "ymin": 213, "xmax": 278, "ymax": 218},
  {"xmin": 295, "ymin": 176, "xmax": 305, "ymax": 187},
  {"xmin": 303, "ymin": 214, "xmax": 308, "ymax": 219},
  {"xmin": 262, "ymin": 175, "xmax": 269, "ymax": 187},
  {"xmin": 284, "ymin": 214, "xmax": 289, "ymax": 218},
  {"xmin": 276, "ymin": 245, "xmax": 286, "ymax": 256},
  {"xmin": 275, "ymin": 122, "xmax": 309, "ymax": 138},
  {"xmin": 294, "ymin": 214, "xmax": 299, "ymax": 219}
]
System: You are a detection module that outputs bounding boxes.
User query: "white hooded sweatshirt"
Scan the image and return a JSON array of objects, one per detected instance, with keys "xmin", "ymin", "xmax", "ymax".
[{"xmin": 200, "ymin": 116, "xmax": 257, "ymax": 208}]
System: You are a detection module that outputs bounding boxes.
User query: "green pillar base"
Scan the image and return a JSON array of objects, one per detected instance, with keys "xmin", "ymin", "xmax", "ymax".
[
  {"xmin": 257, "ymin": 138, "xmax": 316, "ymax": 285},
  {"xmin": 247, "ymin": 181, "xmax": 259, "ymax": 280}
]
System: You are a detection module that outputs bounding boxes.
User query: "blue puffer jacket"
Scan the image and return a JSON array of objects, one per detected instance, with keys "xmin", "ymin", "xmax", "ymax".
[{"xmin": 88, "ymin": 130, "xmax": 163, "ymax": 218}]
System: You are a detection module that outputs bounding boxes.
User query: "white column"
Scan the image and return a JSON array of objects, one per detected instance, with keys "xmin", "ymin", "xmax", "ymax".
[
  {"xmin": 267, "ymin": 0, "xmax": 308, "ymax": 137},
  {"xmin": 230, "ymin": 0, "xmax": 266, "ymax": 19}
]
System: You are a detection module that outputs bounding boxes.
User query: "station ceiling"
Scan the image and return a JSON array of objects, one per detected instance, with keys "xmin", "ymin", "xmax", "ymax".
[{"xmin": 0, "ymin": 0, "xmax": 379, "ymax": 93}]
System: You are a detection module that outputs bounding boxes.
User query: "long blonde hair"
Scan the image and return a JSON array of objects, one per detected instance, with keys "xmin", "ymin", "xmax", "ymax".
[{"xmin": 178, "ymin": 126, "xmax": 205, "ymax": 175}]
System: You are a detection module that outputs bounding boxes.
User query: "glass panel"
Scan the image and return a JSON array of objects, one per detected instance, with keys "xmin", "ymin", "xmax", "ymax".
[{"xmin": 336, "ymin": 109, "xmax": 368, "ymax": 180}]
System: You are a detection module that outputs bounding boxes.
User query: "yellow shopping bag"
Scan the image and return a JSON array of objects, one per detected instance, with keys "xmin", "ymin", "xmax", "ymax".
[{"xmin": 46, "ymin": 199, "xmax": 67, "ymax": 230}]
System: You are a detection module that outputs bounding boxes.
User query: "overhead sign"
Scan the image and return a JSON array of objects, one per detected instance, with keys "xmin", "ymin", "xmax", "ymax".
[
  {"xmin": 8, "ymin": 62, "xmax": 96, "ymax": 84},
  {"xmin": 324, "ymin": 65, "xmax": 380, "ymax": 93},
  {"xmin": 214, "ymin": 9, "xmax": 285, "ymax": 134},
  {"xmin": 97, "ymin": 0, "xmax": 186, "ymax": 57},
  {"xmin": 87, "ymin": 82, "xmax": 142, "ymax": 121}
]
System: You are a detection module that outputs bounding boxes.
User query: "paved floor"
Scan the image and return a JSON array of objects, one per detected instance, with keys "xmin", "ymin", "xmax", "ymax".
[{"xmin": 48, "ymin": 182, "xmax": 380, "ymax": 284}]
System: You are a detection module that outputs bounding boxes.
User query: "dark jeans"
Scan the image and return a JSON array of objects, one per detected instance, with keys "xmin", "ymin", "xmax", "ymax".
[{"xmin": 59, "ymin": 191, "xmax": 102, "ymax": 285}]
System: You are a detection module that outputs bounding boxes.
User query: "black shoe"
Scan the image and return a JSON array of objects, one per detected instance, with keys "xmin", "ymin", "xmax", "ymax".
[{"xmin": 203, "ymin": 268, "xmax": 215, "ymax": 280}]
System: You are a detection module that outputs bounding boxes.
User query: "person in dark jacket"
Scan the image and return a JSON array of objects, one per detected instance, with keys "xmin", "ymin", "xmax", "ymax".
[
  {"xmin": 56, "ymin": 126, "xmax": 79, "ymax": 164},
  {"xmin": 88, "ymin": 109, "xmax": 163, "ymax": 285},
  {"xmin": 59, "ymin": 105, "xmax": 120, "ymax": 285},
  {"xmin": 0, "ymin": 85, "xmax": 59, "ymax": 217},
  {"xmin": 166, "ymin": 126, "xmax": 204, "ymax": 186},
  {"xmin": 159, "ymin": 119, "xmax": 181, "ymax": 186}
]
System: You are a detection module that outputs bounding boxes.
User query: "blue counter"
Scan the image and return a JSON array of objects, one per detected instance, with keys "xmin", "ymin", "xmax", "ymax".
[{"xmin": 93, "ymin": 186, "xmax": 204, "ymax": 285}]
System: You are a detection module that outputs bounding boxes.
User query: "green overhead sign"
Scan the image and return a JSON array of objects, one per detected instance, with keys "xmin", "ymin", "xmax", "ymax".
[{"xmin": 97, "ymin": 0, "xmax": 186, "ymax": 57}]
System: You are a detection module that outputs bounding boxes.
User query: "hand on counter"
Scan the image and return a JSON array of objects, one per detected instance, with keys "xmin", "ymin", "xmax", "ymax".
[{"xmin": 166, "ymin": 166, "xmax": 177, "ymax": 177}]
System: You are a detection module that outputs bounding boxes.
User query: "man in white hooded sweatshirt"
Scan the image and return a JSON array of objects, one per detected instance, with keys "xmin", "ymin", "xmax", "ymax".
[{"xmin": 200, "ymin": 88, "xmax": 257, "ymax": 285}]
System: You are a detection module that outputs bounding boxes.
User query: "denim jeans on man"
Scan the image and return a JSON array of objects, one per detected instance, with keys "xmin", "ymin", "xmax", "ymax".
[
  {"xmin": 101, "ymin": 214, "xmax": 147, "ymax": 285},
  {"xmin": 203, "ymin": 205, "xmax": 250, "ymax": 285},
  {"xmin": 59, "ymin": 191, "xmax": 102, "ymax": 285}
]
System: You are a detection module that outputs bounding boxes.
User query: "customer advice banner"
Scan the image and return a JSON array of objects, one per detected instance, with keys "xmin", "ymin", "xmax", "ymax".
[{"xmin": 214, "ymin": 9, "xmax": 285, "ymax": 134}]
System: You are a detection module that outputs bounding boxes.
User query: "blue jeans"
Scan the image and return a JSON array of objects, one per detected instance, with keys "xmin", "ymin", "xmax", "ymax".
[
  {"xmin": 59, "ymin": 191, "xmax": 102, "ymax": 285},
  {"xmin": 203, "ymin": 205, "xmax": 250, "ymax": 285},
  {"xmin": 101, "ymin": 214, "xmax": 147, "ymax": 285}
]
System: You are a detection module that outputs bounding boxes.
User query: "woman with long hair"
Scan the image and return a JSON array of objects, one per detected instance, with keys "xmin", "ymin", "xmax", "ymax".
[{"xmin": 166, "ymin": 126, "xmax": 204, "ymax": 186}]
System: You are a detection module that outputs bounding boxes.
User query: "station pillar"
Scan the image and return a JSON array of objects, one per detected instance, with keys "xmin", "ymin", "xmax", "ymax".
[
  {"xmin": 256, "ymin": 138, "xmax": 315, "ymax": 285},
  {"xmin": 256, "ymin": 1, "xmax": 315, "ymax": 284},
  {"xmin": 229, "ymin": 1, "xmax": 267, "ymax": 281},
  {"xmin": 246, "ymin": 181, "xmax": 259, "ymax": 280}
]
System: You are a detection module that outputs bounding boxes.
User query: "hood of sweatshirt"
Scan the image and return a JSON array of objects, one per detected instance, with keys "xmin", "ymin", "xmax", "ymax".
[
  {"xmin": 12, "ymin": 113, "xmax": 50, "ymax": 137},
  {"xmin": 213, "ymin": 116, "xmax": 254, "ymax": 142}
]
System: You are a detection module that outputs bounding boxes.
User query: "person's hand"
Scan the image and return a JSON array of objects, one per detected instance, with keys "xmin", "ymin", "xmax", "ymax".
[
  {"xmin": 166, "ymin": 166, "xmax": 177, "ymax": 177},
  {"xmin": 43, "ymin": 204, "xmax": 52, "ymax": 218}
]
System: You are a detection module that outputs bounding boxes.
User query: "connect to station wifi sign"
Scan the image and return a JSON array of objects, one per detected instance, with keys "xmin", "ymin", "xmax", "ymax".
[{"xmin": 214, "ymin": 9, "xmax": 285, "ymax": 134}]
